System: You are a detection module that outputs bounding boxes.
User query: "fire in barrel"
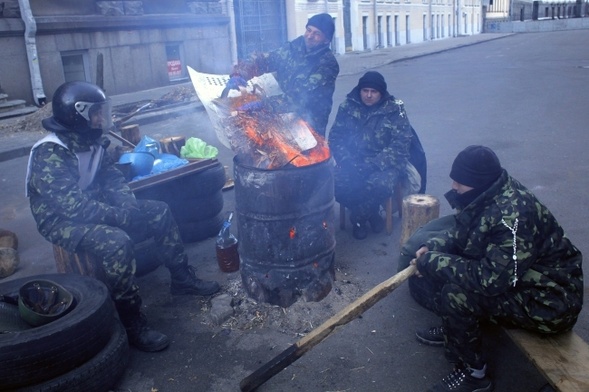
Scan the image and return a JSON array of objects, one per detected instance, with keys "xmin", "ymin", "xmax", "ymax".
[
  {"xmin": 194, "ymin": 71, "xmax": 336, "ymax": 308},
  {"xmin": 235, "ymin": 155, "xmax": 335, "ymax": 308}
]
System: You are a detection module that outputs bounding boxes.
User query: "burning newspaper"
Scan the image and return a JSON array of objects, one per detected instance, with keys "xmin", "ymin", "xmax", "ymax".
[{"xmin": 187, "ymin": 66, "xmax": 329, "ymax": 169}]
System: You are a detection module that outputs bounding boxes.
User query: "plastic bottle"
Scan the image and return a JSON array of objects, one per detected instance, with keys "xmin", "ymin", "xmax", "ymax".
[{"xmin": 215, "ymin": 212, "xmax": 240, "ymax": 273}]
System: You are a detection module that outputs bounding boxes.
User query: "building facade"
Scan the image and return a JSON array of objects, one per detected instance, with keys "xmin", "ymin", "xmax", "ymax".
[
  {"xmin": 284, "ymin": 0, "xmax": 482, "ymax": 54},
  {"xmin": 0, "ymin": 0, "xmax": 483, "ymax": 106},
  {"xmin": 1, "ymin": 0, "xmax": 234, "ymax": 105}
]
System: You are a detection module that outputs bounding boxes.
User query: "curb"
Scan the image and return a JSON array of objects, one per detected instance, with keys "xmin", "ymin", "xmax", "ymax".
[{"xmin": 337, "ymin": 33, "xmax": 514, "ymax": 76}]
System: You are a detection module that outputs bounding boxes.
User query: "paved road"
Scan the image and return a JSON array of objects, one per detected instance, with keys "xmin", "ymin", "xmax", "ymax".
[{"xmin": 1, "ymin": 30, "xmax": 588, "ymax": 392}]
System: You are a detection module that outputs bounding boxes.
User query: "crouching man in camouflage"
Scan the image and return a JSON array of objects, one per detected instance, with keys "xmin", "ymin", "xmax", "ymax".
[
  {"xmin": 329, "ymin": 71, "xmax": 426, "ymax": 240},
  {"xmin": 26, "ymin": 81, "xmax": 220, "ymax": 352},
  {"xmin": 399, "ymin": 145, "xmax": 583, "ymax": 392}
]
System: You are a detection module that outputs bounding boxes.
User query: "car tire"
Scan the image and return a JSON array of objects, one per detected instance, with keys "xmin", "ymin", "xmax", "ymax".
[
  {"xmin": 0, "ymin": 274, "xmax": 115, "ymax": 390},
  {"xmin": 178, "ymin": 212, "xmax": 224, "ymax": 243},
  {"xmin": 168, "ymin": 160, "xmax": 226, "ymax": 198},
  {"xmin": 169, "ymin": 189, "xmax": 224, "ymax": 224},
  {"xmin": 16, "ymin": 320, "xmax": 129, "ymax": 392}
]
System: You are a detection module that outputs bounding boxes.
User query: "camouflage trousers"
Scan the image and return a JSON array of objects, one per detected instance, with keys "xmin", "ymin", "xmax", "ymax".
[
  {"xmin": 50, "ymin": 199, "xmax": 185, "ymax": 312},
  {"xmin": 397, "ymin": 215, "xmax": 577, "ymax": 368},
  {"xmin": 334, "ymin": 164, "xmax": 396, "ymax": 223}
]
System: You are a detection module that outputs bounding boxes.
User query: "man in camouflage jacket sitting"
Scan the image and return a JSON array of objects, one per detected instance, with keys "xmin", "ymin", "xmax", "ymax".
[
  {"xmin": 329, "ymin": 71, "xmax": 425, "ymax": 240},
  {"xmin": 401, "ymin": 145, "xmax": 583, "ymax": 392},
  {"xmin": 227, "ymin": 13, "xmax": 339, "ymax": 137},
  {"xmin": 26, "ymin": 81, "xmax": 220, "ymax": 352}
]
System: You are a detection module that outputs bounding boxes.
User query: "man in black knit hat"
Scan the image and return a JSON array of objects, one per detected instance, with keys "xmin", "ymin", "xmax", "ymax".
[
  {"xmin": 398, "ymin": 145, "xmax": 583, "ymax": 392},
  {"xmin": 329, "ymin": 71, "xmax": 426, "ymax": 240},
  {"xmin": 226, "ymin": 13, "xmax": 339, "ymax": 136}
]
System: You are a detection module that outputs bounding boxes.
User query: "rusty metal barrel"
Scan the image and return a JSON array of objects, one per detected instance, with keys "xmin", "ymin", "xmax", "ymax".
[{"xmin": 234, "ymin": 156, "xmax": 336, "ymax": 308}]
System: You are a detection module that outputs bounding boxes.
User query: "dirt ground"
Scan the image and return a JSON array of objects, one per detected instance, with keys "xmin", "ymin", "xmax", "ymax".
[
  {"xmin": 0, "ymin": 103, "xmax": 52, "ymax": 135},
  {"xmin": 204, "ymin": 268, "xmax": 363, "ymax": 335}
]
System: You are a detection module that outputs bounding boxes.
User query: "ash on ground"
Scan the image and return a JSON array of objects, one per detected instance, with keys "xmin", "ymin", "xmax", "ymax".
[
  {"xmin": 0, "ymin": 103, "xmax": 52, "ymax": 135},
  {"xmin": 206, "ymin": 266, "xmax": 363, "ymax": 337}
]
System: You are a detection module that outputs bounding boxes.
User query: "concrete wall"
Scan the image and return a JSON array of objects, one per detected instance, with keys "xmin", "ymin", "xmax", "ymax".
[
  {"xmin": 485, "ymin": 13, "xmax": 589, "ymax": 31},
  {"xmin": 0, "ymin": 19, "xmax": 29, "ymax": 100},
  {"xmin": 0, "ymin": 0, "xmax": 232, "ymax": 105},
  {"xmin": 509, "ymin": 0, "xmax": 584, "ymax": 21},
  {"xmin": 33, "ymin": 16, "xmax": 231, "ymax": 100}
]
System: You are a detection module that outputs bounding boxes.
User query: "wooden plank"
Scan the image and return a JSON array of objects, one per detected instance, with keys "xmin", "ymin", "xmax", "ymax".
[
  {"xmin": 504, "ymin": 328, "xmax": 589, "ymax": 392},
  {"xmin": 129, "ymin": 158, "xmax": 218, "ymax": 192},
  {"xmin": 239, "ymin": 265, "xmax": 417, "ymax": 392}
]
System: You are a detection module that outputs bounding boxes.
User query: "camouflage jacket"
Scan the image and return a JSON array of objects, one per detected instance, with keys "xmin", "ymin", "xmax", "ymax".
[
  {"xmin": 419, "ymin": 170, "xmax": 583, "ymax": 324},
  {"xmin": 328, "ymin": 87, "xmax": 414, "ymax": 184},
  {"xmin": 233, "ymin": 36, "xmax": 339, "ymax": 135},
  {"xmin": 27, "ymin": 119, "xmax": 138, "ymax": 246}
]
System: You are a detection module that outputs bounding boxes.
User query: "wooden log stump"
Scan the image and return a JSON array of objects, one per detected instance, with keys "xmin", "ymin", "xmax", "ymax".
[
  {"xmin": 52, "ymin": 245, "xmax": 107, "ymax": 284},
  {"xmin": 160, "ymin": 136, "xmax": 186, "ymax": 157},
  {"xmin": 52, "ymin": 239, "xmax": 159, "ymax": 282},
  {"xmin": 120, "ymin": 124, "xmax": 141, "ymax": 146},
  {"xmin": 400, "ymin": 194, "xmax": 440, "ymax": 247},
  {"xmin": 0, "ymin": 247, "xmax": 19, "ymax": 278},
  {"xmin": 0, "ymin": 229, "xmax": 18, "ymax": 250}
]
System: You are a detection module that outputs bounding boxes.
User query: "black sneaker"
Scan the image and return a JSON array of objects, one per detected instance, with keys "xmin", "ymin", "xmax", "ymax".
[
  {"xmin": 427, "ymin": 366, "xmax": 493, "ymax": 392},
  {"xmin": 352, "ymin": 222, "xmax": 368, "ymax": 240},
  {"xmin": 416, "ymin": 326, "xmax": 445, "ymax": 347}
]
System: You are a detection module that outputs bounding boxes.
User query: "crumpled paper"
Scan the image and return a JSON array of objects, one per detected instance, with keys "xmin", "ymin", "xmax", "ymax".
[{"xmin": 180, "ymin": 137, "xmax": 218, "ymax": 159}]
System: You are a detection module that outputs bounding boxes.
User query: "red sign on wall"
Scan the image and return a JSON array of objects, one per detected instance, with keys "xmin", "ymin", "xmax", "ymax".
[{"xmin": 167, "ymin": 59, "xmax": 182, "ymax": 78}]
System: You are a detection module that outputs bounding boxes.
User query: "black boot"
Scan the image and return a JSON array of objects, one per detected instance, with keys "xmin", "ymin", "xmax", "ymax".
[
  {"xmin": 121, "ymin": 312, "xmax": 169, "ymax": 352},
  {"xmin": 352, "ymin": 221, "xmax": 368, "ymax": 240},
  {"xmin": 368, "ymin": 213, "xmax": 385, "ymax": 234},
  {"xmin": 169, "ymin": 261, "xmax": 220, "ymax": 296}
]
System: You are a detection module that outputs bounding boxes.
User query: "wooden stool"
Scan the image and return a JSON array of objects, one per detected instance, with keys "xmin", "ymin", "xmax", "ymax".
[
  {"xmin": 339, "ymin": 184, "xmax": 405, "ymax": 235},
  {"xmin": 120, "ymin": 123, "xmax": 141, "ymax": 146},
  {"xmin": 52, "ymin": 238, "xmax": 160, "ymax": 283},
  {"xmin": 53, "ymin": 245, "xmax": 108, "ymax": 284}
]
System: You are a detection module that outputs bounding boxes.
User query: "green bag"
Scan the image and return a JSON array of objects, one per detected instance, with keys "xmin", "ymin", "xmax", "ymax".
[{"xmin": 180, "ymin": 137, "xmax": 219, "ymax": 159}]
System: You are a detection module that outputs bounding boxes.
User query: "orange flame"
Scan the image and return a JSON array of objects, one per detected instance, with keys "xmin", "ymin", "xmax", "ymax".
[{"xmin": 227, "ymin": 96, "xmax": 330, "ymax": 169}]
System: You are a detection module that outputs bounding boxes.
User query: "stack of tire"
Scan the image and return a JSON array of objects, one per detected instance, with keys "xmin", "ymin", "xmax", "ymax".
[
  {"xmin": 0, "ymin": 274, "xmax": 128, "ymax": 392},
  {"xmin": 134, "ymin": 160, "xmax": 226, "ymax": 243}
]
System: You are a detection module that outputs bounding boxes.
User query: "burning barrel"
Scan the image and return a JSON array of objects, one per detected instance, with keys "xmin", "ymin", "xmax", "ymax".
[{"xmin": 234, "ymin": 156, "xmax": 336, "ymax": 308}]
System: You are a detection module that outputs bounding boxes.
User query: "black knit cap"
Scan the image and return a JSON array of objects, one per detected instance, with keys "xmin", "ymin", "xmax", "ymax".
[
  {"xmin": 357, "ymin": 71, "xmax": 388, "ymax": 95},
  {"xmin": 450, "ymin": 145, "xmax": 502, "ymax": 189},
  {"xmin": 307, "ymin": 13, "xmax": 335, "ymax": 41}
]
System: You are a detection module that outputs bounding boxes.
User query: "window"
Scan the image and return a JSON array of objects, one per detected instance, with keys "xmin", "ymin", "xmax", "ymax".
[
  {"xmin": 362, "ymin": 16, "xmax": 368, "ymax": 50},
  {"xmin": 61, "ymin": 51, "xmax": 90, "ymax": 83}
]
